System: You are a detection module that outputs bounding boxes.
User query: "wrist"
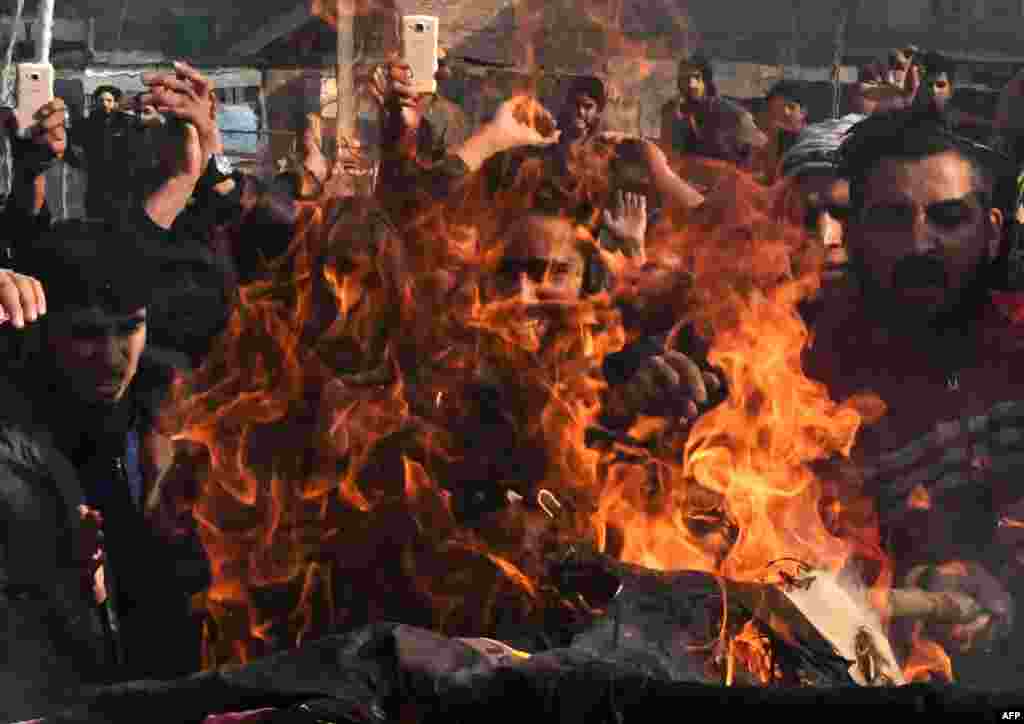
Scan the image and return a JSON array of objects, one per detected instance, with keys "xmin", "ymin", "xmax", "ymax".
[{"xmin": 478, "ymin": 122, "xmax": 507, "ymax": 155}]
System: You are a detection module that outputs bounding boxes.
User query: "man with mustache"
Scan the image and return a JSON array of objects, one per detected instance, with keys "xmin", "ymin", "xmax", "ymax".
[
  {"xmin": 68, "ymin": 85, "xmax": 141, "ymax": 221},
  {"xmin": 805, "ymin": 108, "xmax": 1022, "ymax": 686}
]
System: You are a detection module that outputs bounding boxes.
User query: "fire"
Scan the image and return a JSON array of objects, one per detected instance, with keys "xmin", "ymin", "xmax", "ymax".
[
  {"xmin": 907, "ymin": 484, "xmax": 931, "ymax": 511},
  {"xmin": 592, "ymin": 169, "xmax": 883, "ymax": 588},
  {"xmin": 903, "ymin": 622, "xmax": 954, "ymax": 683},
  {"xmin": 727, "ymin": 620, "xmax": 776, "ymax": 685},
  {"xmin": 165, "ymin": 97, "xmax": 903, "ymax": 683}
]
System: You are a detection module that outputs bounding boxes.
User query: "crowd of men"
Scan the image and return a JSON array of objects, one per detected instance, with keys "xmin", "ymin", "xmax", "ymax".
[{"xmin": 1, "ymin": 39, "xmax": 1024, "ymax": 720}]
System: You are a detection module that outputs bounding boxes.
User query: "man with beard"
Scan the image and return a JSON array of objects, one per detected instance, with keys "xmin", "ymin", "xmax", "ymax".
[
  {"xmin": 660, "ymin": 54, "xmax": 718, "ymax": 156},
  {"xmin": 806, "ymin": 108, "xmax": 1021, "ymax": 686},
  {"xmin": 69, "ymin": 85, "xmax": 141, "ymax": 220}
]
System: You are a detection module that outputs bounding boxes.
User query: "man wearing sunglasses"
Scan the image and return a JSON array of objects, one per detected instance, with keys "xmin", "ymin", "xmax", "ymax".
[{"xmin": 805, "ymin": 108, "xmax": 1023, "ymax": 687}]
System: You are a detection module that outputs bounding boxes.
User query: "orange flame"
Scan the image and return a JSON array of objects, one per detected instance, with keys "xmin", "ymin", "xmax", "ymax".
[
  {"xmin": 166, "ymin": 110, "xmax": 895, "ymax": 685},
  {"xmin": 903, "ymin": 622, "xmax": 954, "ymax": 683},
  {"xmin": 907, "ymin": 485, "xmax": 931, "ymax": 511}
]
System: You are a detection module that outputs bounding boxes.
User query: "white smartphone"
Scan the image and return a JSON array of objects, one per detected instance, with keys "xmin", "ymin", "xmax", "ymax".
[
  {"xmin": 402, "ymin": 15, "xmax": 439, "ymax": 95},
  {"xmin": 14, "ymin": 62, "xmax": 54, "ymax": 138}
]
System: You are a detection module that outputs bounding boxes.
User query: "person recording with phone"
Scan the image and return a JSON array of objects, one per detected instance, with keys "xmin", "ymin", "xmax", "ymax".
[{"xmin": 0, "ymin": 62, "xmax": 227, "ymax": 720}]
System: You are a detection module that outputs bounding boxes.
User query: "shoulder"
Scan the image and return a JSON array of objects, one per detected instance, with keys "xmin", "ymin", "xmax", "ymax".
[{"xmin": 0, "ymin": 380, "xmax": 61, "ymax": 498}]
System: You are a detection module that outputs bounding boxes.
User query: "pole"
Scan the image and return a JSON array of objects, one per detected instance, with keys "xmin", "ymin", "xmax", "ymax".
[
  {"xmin": 36, "ymin": 0, "xmax": 54, "ymax": 64},
  {"xmin": 335, "ymin": 0, "xmax": 355, "ymax": 150},
  {"xmin": 830, "ymin": 1, "xmax": 853, "ymax": 119}
]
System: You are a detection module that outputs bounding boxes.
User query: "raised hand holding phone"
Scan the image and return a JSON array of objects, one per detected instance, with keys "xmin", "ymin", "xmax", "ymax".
[
  {"xmin": 402, "ymin": 15, "xmax": 439, "ymax": 96},
  {"xmin": 12, "ymin": 62, "xmax": 55, "ymax": 140}
]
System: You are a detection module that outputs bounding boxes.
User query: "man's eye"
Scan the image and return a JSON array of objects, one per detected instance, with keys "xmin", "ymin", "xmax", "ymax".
[
  {"xmin": 118, "ymin": 320, "xmax": 145, "ymax": 335},
  {"xmin": 866, "ymin": 205, "xmax": 913, "ymax": 227}
]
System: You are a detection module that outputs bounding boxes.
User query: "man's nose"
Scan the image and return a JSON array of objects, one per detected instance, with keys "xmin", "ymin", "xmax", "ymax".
[
  {"xmin": 911, "ymin": 209, "xmax": 940, "ymax": 255},
  {"xmin": 818, "ymin": 213, "xmax": 844, "ymax": 248},
  {"xmin": 98, "ymin": 335, "xmax": 127, "ymax": 366},
  {"xmin": 513, "ymin": 273, "xmax": 539, "ymax": 303}
]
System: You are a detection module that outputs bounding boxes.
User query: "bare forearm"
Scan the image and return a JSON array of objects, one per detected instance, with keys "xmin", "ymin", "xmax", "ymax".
[
  {"xmin": 28, "ymin": 174, "xmax": 46, "ymax": 215},
  {"xmin": 9, "ymin": 172, "xmax": 47, "ymax": 216},
  {"xmin": 453, "ymin": 123, "xmax": 502, "ymax": 172},
  {"xmin": 144, "ymin": 175, "xmax": 199, "ymax": 230},
  {"xmin": 652, "ymin": 162, "xmax": 704, "ymax": 210}
]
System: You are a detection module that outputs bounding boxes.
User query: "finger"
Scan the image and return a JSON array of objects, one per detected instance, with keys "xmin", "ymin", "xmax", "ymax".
[
  {"xmin": 529, "ymin": 130, "xmax": 560, "ymax": 146},
  {"xmin": 145, "ymin": 81, "xmax": 200, "ymax": 110},
  {"xmin": 702, "ymin": 370, "xmax": 722, "ymax": 397},
  {"xmin": 28, "ymin": 275, "xmax": 45, "ymax": 317},
  {"xmin": 602, "ymin": 209, "xmax": 615, "ymax": 228},
  {"xmin": 625, "ymin": 367, "xmax": 659, "ymax": 408},
  {"xmin": 661, "ymin": 351, "xmax": 708, "ymax": 403},
  {"xmin": 154, "ymin": 76, "xmax": 202, "ymax": 102},
  {"xmin": 12, "ymin": 274, "xmax": 38, "ymax": 323},
  {"xmin": 40, "ymin": 110, "xmax": 66, "ymax": 132},
  {"xmin": 35, "ymin": 98, "xmax": 66, "ymax": 120},
  {"xmin": 649, "ymin": 355, "xmax": 682, "ymax": 392},
  {"xmin": 638, "ymin": 194, "xmax": 647, "ymax": 214},
  {"xmin": 172, "ymin": 60, "xmax": 213, "ymax": 95}
]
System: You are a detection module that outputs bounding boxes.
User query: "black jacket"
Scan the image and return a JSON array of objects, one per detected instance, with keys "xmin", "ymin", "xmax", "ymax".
[
  {"xmin": 68, "ymin": 110, "xmax": 145, "ymax": 220},
  {"xmin": 0, "ymin": 350, "xmax": 212, "ymax": 719},
  {"xmin": 0, "ymin": 373, "xmax": 114, "ymax": 721}
]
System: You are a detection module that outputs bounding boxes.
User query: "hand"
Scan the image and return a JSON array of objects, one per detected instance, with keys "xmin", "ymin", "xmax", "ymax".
[
  {"xmin": 596, "ymin": 131, "xmax": 638, "ymax": 144},
  {"xmin": 486, "ymin": 96, "xmax": 561, "ymax": 154},
  {"xmin": 138, "ymin": 103, "xmax": 165, "ymax": 129},
  {"xmin": 903, "ymin": 63, "xmax": 922, "ymax": 102},
  {"xmin": 300, "ymin": 126, "xmax": 329, "ymax": 197},
  {"xmin": 601, "ymin": 191, "xmax": 648, "ymax": 258},
  {"xmin": 605, "ymin": 349, "xmax": 721, "ymax": 426},
  {"xmin": 1, "ymin": 98, "xmax": 68, "ymax": 165},
  {"xmin": 905, "ymin": 560, "xmax": 1014, "ymax": 654},
  {"xmin": 640, "ymin": 138, "xmax": 670, "ymax": 173},
  {"xmin": 77, "ymin": 505, "xmax": 106, "ymax": 604},
  {"xmin": 0, "ymin": 269, "xmax": 46, "ymax": 328},
  {"xmin": 140, "ymin": 61, "xmax": 220, "ymax": 179},
  {"xmin": 371, "ymin": 59, "xmax": 423, "ymax": 133}
]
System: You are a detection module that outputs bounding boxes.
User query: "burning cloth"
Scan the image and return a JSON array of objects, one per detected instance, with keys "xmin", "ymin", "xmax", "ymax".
[{"xmin": 36, "ymin": 619, "xmax": 1024, "ymax": 723}]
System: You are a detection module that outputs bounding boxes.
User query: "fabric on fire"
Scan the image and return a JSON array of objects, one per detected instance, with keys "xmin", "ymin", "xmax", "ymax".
[{"xmin": 41, "ymin": 620, "xmax": 1024, "ymax": 723}]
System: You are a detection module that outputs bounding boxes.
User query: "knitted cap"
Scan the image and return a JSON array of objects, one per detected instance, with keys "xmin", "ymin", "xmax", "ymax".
[{"xmin": 781, "ymin": 114, "xmax": 866, "ymax": 179}]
